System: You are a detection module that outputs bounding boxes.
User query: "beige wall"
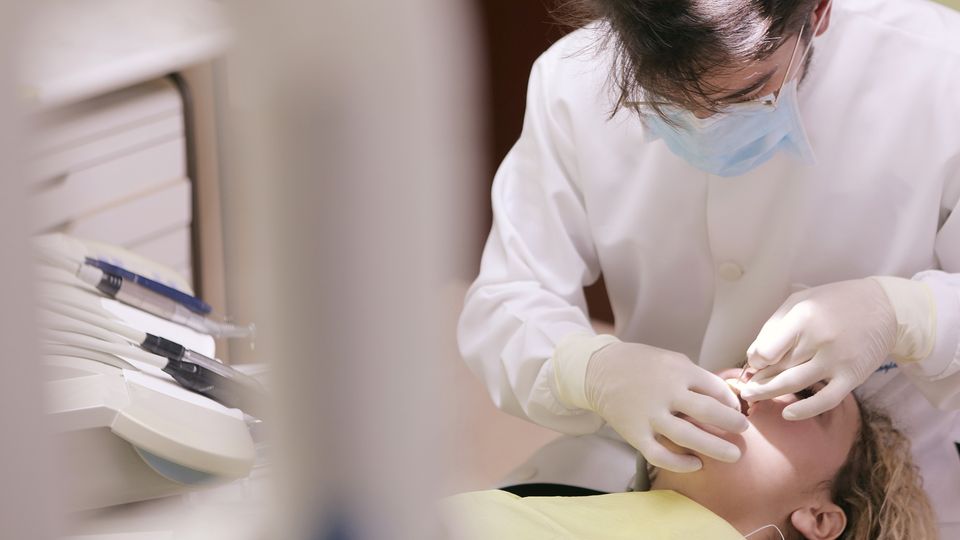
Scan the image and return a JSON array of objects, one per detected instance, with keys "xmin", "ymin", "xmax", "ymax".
[{"xmin": 0, "ymin": 2, "xmax": 59, "ymax": 538}]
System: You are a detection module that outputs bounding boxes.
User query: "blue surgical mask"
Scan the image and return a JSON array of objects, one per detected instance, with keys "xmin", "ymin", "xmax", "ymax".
[{"xmin": 641, "ymin": 79, "xmax": 815, "ymax": 177}]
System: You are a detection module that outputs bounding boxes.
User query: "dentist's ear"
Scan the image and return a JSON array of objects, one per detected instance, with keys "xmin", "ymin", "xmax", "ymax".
[
  {"xmin": 789, "ymin": 502, "xmax": 846, "ymax": 540},
  {"xmin": 813, "ymin": 0, "xmax": 834, "ymax": 37}
]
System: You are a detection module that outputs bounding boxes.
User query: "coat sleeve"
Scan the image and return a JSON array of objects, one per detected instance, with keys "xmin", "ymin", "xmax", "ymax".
[
  {"xmin": 902, "ymin": 153, "xmax": 960, "ymax": 409},
  {"xmin": 456, "ymin": 54, "xmax": 607, "ymax": 434}
]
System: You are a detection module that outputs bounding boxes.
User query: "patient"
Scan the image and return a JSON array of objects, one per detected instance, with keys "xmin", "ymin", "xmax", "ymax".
[{"xmin": 442, "ymin": 368, "xmax": 937, "ymax": 539}]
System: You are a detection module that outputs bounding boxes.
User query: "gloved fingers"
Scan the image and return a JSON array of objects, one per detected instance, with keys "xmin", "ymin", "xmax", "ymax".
[
  {"xmin": 745, "ymin": 300, "xmax": 795, "ymax": 365},
  {"xmin": 652, "ymin": 415, "xmax": 742, "ymax": 464},
  {"xmin": 739, "ymin": 358, "xmax": 825, "ymax": 402},
  {"xmin": 746, "ymin": 302, "xmax": 812, "ymax": 370},
  {"xmin": 636, "ymin": 434, "xmax": 703, "ymax": 473},
  {"xmin": 688, "ymin": 368, "xmax": 742, "ymax": 412},
  {"xmin": 781, "ymin": 378, "xmax": 854, "ymax": 421},
  {"xmin": 744, "ymin": 342, "xmax": 817, "ymax": 389},
  {"xmin": 675, "ymin": 391, "xmax": 749, "ymax": 434}
]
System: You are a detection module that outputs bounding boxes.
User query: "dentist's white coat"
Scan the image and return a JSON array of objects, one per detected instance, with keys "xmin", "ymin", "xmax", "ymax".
[{"xmin": 458, "ymin": 0, "xmax": 960, "ymax": 531}]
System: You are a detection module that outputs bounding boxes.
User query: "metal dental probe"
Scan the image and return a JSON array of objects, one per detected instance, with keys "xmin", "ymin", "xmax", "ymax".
[{"xmin": 737, "ymin": 364, "xmax": 749, "ymax": 384}]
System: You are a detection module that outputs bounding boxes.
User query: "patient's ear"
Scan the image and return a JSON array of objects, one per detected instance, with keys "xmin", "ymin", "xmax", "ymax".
[{"xmin": 790, "ymin": 503, "xmax": 846, "ymax": 540}]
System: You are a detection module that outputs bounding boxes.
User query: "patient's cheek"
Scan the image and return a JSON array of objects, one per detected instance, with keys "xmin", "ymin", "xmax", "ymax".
[{"xmin": 744, "ymin": 410, "xmax": 837, "ymax": 481}]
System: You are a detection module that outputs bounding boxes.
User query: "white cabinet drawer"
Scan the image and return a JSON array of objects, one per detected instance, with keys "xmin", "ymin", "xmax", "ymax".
[
  {"xmin": 62, "ymin": 179, "xmax": 192, "ymax": 248},
  {"xmin": 28, "ymin": 77, "xmax": 194, "ymax": 284},
  {"xmin": 29, "ymin": 114, "xmax": 183, "ymax": 186},
  {"xmin": 32, "ymin": 136, "xmax": 186, "ymax": 232},
  {"xmin": 30, "ymin": 78, "xmax": 182, "ymax": 157},
  {"xmin": 130, "ymin": 226, "xmax": 192, "ymax": 274}
]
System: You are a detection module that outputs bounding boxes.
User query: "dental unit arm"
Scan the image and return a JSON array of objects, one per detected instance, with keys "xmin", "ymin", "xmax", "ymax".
[
  {"xmin": 38, "ymin": 280, "xmax": 268, "ymax": 419},
  {"xmin": 33, "ymin": 234, "xmax": 265, "ymax": 510}
]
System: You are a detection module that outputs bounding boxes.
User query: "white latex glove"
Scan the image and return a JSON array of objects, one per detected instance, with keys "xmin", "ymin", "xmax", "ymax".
[
  {"xmin": 553, "ymin": 335, "xmax": 748, "ymax": 473},
  {"xmin": 741, "ymin": 277, "xmax": 935, "ymax": 420}
]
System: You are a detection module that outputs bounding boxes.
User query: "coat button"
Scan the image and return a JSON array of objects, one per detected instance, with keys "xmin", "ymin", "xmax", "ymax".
[{"xmin": 718, "ymin": 261, "xmax": 744, "ymax": 281}]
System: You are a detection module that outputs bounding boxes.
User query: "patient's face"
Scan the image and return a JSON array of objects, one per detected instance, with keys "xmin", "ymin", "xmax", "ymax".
[{"xmin": 652, "ymin": 368, "xmax": 860, "ymax": 525}]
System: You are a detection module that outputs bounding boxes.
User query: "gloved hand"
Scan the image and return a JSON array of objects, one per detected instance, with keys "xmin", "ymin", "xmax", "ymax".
[
  {"xmin": 741, "ymin": 277, "xmax": 935, "ymax": 420},
  {"xmin": 553, "ymin": 335, "xmax": 748, "ymax": 473}
]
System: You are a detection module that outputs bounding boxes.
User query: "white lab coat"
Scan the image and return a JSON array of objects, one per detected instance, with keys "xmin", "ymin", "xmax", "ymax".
[{"xmin": 458, "ymin": 0, "xmax": 960, "ymax": 531}]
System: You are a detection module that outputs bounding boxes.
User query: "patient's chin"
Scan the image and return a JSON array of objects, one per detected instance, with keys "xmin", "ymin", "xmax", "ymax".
[
  {"xmin": 652, "ymin": 418, "xmax": 750, "ymax": 484},
  {"xmin": 654, "ymin": 434, "xmax": 739, "ymax": 470}
]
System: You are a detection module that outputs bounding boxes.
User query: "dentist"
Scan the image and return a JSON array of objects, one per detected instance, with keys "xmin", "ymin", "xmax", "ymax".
[{"xmin": 458, "ymin": 0, "xmax": 960, "ymax": 533}]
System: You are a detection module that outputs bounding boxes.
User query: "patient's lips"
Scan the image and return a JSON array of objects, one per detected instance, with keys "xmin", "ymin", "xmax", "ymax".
[{"xmin": 725, "ymin": 379, "xmax": 754, "ymax": 417}]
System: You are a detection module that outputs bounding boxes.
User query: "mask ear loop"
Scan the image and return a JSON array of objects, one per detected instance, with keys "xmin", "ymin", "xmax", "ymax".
[
  {"xmin": 772, "ymin": 0, "xmax": 833, "ymax": 107},
  {"xmin": 744, "ymin": 524, "xmax": 786, "ymax": 540}
]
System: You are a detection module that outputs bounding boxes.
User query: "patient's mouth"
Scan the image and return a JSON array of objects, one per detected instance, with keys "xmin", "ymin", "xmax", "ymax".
[{"xmin": 726, "ymin": 379, "xmax": 752, "ymax": 416}]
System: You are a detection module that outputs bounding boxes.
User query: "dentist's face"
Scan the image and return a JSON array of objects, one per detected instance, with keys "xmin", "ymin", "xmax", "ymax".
[{"xmin": 652, "ymin": 368, "xmax": 860, "ymax": 524}]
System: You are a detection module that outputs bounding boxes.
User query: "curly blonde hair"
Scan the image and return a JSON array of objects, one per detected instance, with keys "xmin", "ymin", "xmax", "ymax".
[{"xmin": 784, "ymin": 399, "xmax": 938, "ymax": 539}]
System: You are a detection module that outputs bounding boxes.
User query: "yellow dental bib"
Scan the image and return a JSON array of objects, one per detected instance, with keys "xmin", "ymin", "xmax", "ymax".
[{"xmin": 441, "ymin": 489, "xmax": 746, "ymax": 539}]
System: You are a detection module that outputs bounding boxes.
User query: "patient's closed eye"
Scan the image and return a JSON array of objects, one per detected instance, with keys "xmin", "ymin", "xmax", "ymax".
[{"xmin": 794, "ymin": 381, "xmax": 827, "ymax": 401}]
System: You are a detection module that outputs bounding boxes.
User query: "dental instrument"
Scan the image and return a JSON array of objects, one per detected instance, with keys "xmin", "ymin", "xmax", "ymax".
[
  {"xmin": 43, "ymin": 328, "xmax": 170, "ymax": 367},
  {"xmin": 737, "ymin": 364, "xmax": 749, "ymax": 384},
  {"xmin": 86, "ymin": 262, "xmax": 254, "ymax": 338},
  {"xmin": 40, "ymin": 298, "xmax": 267, "ymax": 418},
  {"xmin": 36, "ymin": 248, "xmax": 255, "ymax": 338},
  {"xmin": 85, "ymin": 257, "xmax": 212, "ymax": 314},
  {"xmin": 42, "ymin": 342, "xmax": 136, "ymax": 370}
]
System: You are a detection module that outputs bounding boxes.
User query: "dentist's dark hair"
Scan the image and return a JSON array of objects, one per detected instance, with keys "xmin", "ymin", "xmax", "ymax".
[{"xmin": 557, "ymin": 0, "xmax": 820, "ymax": 118}]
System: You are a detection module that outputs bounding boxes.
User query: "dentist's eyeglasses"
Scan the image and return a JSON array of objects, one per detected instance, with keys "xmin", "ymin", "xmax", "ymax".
[{"xmin": 625, "ymin": 8, "xmax": 824, "ymax": 115}]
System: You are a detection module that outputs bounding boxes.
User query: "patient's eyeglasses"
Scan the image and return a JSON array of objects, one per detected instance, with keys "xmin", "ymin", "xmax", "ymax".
[{"xmin": 626, "ymin": 2, "xmax": 829, "ymax": 114}]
